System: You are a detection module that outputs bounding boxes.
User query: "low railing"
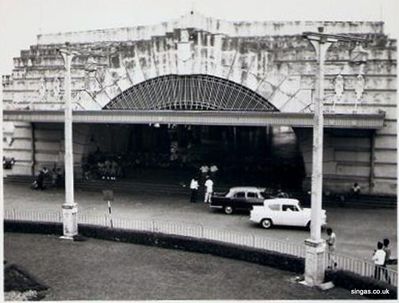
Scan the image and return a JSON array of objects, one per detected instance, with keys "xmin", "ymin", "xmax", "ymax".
[
  {"xmin": 4, "ymin": 208, "xmax": 397, "ymax": 286},
  {"xmin": 77, "ymin": 213, "xmax": 307, "ymax": 258},
  {"xmin": 326, "ymin": 252, "xmax": 398, "ymax": 287}
]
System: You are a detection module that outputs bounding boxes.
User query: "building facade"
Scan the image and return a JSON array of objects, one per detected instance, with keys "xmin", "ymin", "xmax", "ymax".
[{"xmin": 2, "ymin": 13, "xmax": 397, "ymax": 195}]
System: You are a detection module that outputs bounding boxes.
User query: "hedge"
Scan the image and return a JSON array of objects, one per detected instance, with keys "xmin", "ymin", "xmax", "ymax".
[{"xmin": 4, "ymin": 220, "xmax": 304, "ymax": 273}]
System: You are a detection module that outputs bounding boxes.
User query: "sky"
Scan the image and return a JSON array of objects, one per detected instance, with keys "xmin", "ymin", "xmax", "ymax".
[{"xmin": 0, "ymin": 0, "xmax": 398, "ymax": 75}]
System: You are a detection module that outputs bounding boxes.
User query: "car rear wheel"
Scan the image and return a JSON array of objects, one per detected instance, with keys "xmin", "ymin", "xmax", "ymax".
[
  {"xmin": 261, "ymin": 219, "xmax": 272, "ymax": 229},
  {"xmin": 306, "ymin": 221, "xmax": 311, "ymax": 231},
  {"xmin": 224, "ymin": 206, "xmax": 233, "ymax": 215}
]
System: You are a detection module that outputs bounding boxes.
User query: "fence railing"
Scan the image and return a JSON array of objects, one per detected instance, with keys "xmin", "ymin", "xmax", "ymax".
[
  {"xmin": 4, "ymin": 208, "xmax": 397, "ymax": 286},
  {"xmin": 326, "ymin": 251, "xmax": 398, "ymax": 287}
]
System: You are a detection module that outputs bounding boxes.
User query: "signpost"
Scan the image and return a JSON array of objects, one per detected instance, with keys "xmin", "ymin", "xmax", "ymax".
[{"xmin": 103, "ymin": 189, "xmax": 114, "ymax": 228}]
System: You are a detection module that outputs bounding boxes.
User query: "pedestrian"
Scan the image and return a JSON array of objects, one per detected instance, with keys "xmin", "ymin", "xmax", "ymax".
[
  {"xmin": 382, "ymin": 238, "xmax": 392, "ymax": 283},
  {"xmin": 189, "ymin": 176, "xmax": 199, "ymax": 203},
  {"xmin": 55, "ymin": 168, "xmax": 63, "ymax": 187},
  {"xmin": 51, "ymin": 166, "xmax": 58, "ymax": 187},
  {"xmin": 36, "ymin": 167, "xmax": 48, "ymax": 190},
  {"xmin": 326, "ymin": 227, "xmax": 337, "ymax": 269},
  {"xmin": 210, "ymin": 164, "xmax": 219, "ymax": 178},
  {"xmin": 350, "ymin": 182, "xmax": 361, "ymax": 198},
  {"xmin": 104, "ymin": 159, "xmax": 112, "ymax": 180},
  {"xmin": 372, "ymin": 241, "xmax": 386, "ymax": 281},
  {"xmin": 200, "ymin": 164, "xmax": 209, "ymax": 177},
  {"xmin": 204, "ymin": 176, "xmax": 214, "ymax": 203}
]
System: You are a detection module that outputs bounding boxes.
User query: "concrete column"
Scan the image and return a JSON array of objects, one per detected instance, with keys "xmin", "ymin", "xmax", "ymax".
[
  {"xmin": 0, "ymin": 80, "xmax": 3, "ymax": 231},
  {"xmin": 59, "ymin": 45, "xmax": 79, "ymax": 239},
  {"xmin": 369, "ymin": 131, "xmax": 376, "ymax": 193},
  {"xmin": 31, "ymin": 123, "xmax": 36, "ymax": 177},
  {"xmin": 304, "ymin": 239, "xmax": 327, "ymax": 284},
  {"xmin": 303, "ymin": 28, "xmax": 335, "ymax": 286}
]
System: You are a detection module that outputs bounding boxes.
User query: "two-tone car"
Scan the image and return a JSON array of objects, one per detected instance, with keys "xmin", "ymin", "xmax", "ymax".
[
  {"xmin": 250, "ymin": 198, "xmax": 327, "ymax": 229},
  {"xmin": 210, "ymin": 186, "xmax": 271, "ymax": 214}
]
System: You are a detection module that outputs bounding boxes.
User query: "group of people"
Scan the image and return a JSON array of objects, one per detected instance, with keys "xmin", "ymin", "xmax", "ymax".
[
  {"xmin": 372, "ymin": 238, "xmax": 393, "ymax": 282},
  {"xmin": 189, "ymin": 175, "xmax": 214, "ymax": 203},
  {"xmin": 32, "ymin": 166, "xmax": 63, "ymax": 190},
  {"xmin": 188, "ymin": 164, "xmax": 219, "ymax": 203},
  {"xmin": 95, "ymin": 159, "xmax": 122, "ymax": 181},
  {"xmin": 326, "ymin": 227, "xmax": 394, "ymax": 282}
]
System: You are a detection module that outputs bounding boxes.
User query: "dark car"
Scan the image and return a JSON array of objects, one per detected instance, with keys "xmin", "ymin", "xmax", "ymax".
[{"xmin": 210, "ymin": 186, "xmax": 272, "ymax": 214}]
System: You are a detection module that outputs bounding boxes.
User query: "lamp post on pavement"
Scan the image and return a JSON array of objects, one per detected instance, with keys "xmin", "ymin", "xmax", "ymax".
[
  {"xmin": 302, "ymin": 27, "xmax": 368, "ymax": 286},
  {"xmin": 59, "ymin": 42, "xmax": 80, "ymax": 239}
]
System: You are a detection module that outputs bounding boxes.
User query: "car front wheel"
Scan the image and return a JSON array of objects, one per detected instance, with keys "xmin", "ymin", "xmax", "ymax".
[
  {"xmin": 261, "ymin": 219, "xmax": 272, "ymax": 229},
  {"xmin": 224, "ymin": 206, "xmax": 233, "ymax": 215}
]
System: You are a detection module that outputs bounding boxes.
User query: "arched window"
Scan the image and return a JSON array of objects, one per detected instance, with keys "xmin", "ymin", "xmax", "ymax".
[{"xmin": 103, "ymin": 74, "xmax": 277, "ymax": 112}]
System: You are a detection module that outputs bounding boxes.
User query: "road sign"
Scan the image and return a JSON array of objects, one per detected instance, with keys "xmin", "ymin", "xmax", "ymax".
[{"xmin": 102, "ymin": 189, "xmax": 114, "ymax": 201}]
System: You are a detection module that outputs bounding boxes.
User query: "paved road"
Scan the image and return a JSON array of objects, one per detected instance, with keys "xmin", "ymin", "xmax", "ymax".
[
  {"xmin": 5, "ymin": 232, "xmax": 360, "ymax": 300},
  {"xmin": 4, "ymin": 183, "xmax": 397, "ymax": 260}
]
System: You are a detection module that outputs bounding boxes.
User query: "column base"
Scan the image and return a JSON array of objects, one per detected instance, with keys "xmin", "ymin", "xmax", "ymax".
[
  {"xmin": 304, "ymin": 238, "xmax": 326, "ymax": 287},
  {"xmin": 61, "ymin": 203, "xmax": 78, "ymax": 239},
  {"xmin": 59, "ymin": 235, "xmax": 75, "ymax": 240}
]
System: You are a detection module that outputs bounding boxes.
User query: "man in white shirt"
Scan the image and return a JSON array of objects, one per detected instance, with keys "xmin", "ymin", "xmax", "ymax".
[
  {"xmin": 190, "ymin": 177, "xmax": 199, "ymax": 203},
  {"xmin": 372, "ymin": 241, "xmax": 386, "ymax": 280},
  {"xmin": 204, "ymin": 176, "xmax": 214, "ymax": 203}
]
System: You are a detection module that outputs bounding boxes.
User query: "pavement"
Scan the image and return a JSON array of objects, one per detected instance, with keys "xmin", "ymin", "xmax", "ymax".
[{"xmin": 4, "ymin": 183, "xmax": 397, "ymax": 260}]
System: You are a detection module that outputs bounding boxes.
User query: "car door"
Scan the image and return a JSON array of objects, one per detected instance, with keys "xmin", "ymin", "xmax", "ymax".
[
  {"xmin": 232, "ymin": 191, "xmax": 246, "ymax": 209},
  {"xmin": 246, "ymin": 191, "xmax": 263, "ymax": 209},
  {"xmin": 280, "ymin": 204, "xmax": 302, "ymax": 226},
  {"xmin": 267, "ymin": 203, "xmax": 282, "ymax": 224}
]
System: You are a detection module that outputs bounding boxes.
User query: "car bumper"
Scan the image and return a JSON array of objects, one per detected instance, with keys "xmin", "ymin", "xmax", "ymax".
[
  {"xmin": 249, "ymin": 214, "xmax": 260, "ymax": 223},
  {"xmin": 209, "ymin": 205, "xmax": 223, "ymax": 209}
]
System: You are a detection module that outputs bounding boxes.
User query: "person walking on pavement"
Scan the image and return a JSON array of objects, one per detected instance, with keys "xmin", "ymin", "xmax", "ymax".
[
  {"xmin": 189, "ymin": 176, "xmax": 199, "ymax": 203},
  {"xmin": 326, "ymin": 227, "xmax": 337, "ymax": 269},
  {"xmin": 204, "ymin": 176, "xmax": 214, "ymax": 203},
  {"xmin": 372, "ymin": 241, "xmax": 386, "ymax": 281},
  {"xmin": 36, "ymin": 167, "xmax": 49, "ymax": 190},
  {"xmin": 382, "ymin": 238, "xmax": 392, "ymax": 283}
]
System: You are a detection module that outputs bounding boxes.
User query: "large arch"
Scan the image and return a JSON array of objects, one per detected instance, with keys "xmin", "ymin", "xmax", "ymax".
[{"xmin": 103, "ymin": 74, "xmax": 278, "ymax": 112}]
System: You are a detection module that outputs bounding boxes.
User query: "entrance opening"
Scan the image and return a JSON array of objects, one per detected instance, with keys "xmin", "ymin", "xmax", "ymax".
[
  {"xmin": 82, "ymin": 75, "xmax": 304, "ymax": 190},
  {"xmin": 81, "ymin": 124, "xmax": 305, "ymax": 190}
]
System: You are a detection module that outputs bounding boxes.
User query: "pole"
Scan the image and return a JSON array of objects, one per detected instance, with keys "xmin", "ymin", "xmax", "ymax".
[
  {"xmin": 301, "ymin": 27, "xmax": 368, "ymax": 287},
  {"xmin": 0, "ymin": 70, "xmax": 4, "ymax": 303},
  {"xmin": 303, "ymin": 27, "xmax": 335, "ymax": 286},
  {"xmin": 310, "ymin": 31, "xmax": 326, "ymax": 242},
  {"xmin": 108, "ymin": 200, "xmax": 113, "ymax": 229},
  {"xmin": 64, "ymin": 50, "xmax": 74, "ymax": 207},
  {"xmin": 59, "ymin": 43, "xmax": 79, "ymax": 239}
]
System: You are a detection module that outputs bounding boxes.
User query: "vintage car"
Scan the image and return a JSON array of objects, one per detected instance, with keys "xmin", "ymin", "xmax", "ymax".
[
  {"xmin": 250, "ymin": 198, "xmax": 327, "ymax": 229},
  {"xmin": 210, "ymin": 186, "xmax": 272, "ymax": 214}
]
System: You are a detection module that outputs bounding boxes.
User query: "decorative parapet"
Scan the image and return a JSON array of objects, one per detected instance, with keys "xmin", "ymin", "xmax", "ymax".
[
  {"xmin": 36, "ymin": 12, "xmax": 385, "ymax": 45},
  {"xmin": 2, "ymin": 15, "xmax": 395, "ymax": 115}
]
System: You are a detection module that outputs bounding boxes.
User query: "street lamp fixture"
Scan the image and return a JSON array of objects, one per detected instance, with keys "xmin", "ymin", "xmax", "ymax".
[
  {"xmin": 57, "ymin": 43, "xmax": 105, "ymax": 239},
  {"xmin": 58, "ymin": 42, "xmax": 80, "ymax": 239},
  {"xmin": 302, "ymin": 27, "xmax": 368, "ymax": 286}
]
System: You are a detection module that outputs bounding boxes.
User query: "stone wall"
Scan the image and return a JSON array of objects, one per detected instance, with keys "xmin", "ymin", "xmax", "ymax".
[{"xmin": 3, "ymin": 122, "xmax": 92, "ymax": 178}]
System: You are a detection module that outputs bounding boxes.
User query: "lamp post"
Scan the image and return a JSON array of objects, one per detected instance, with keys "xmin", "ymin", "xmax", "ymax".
[
  {"xmin": 59, "ymin": 42, "xmax": 80, "ymax": 239},
  {"xmin": 302, "ymin": 28, "xmax": 368, "ymax": 286}
]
